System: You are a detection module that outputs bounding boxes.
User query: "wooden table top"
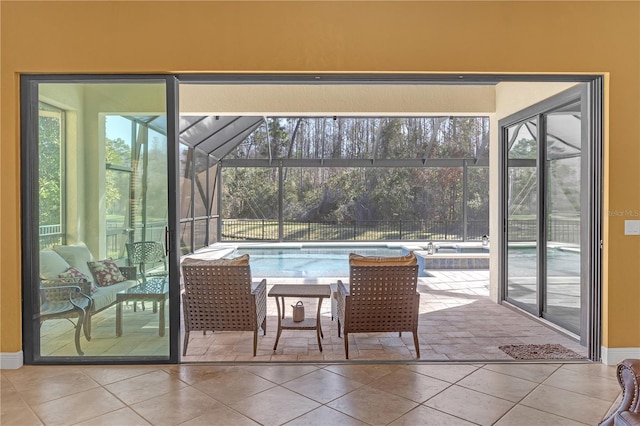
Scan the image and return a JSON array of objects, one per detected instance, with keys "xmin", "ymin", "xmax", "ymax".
[{"xmin": 268, "ymin": 284, "xmax": 331, "ymax": 298}]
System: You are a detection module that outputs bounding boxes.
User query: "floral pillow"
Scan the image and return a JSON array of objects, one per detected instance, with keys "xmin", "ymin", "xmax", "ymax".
[
  {"xmin": 59, "ymin": 266, "xmax": 98, "ymax": 294},
  {"xmin": 87, "ymin": 258, "xmax": 126, "ymax": 287}
]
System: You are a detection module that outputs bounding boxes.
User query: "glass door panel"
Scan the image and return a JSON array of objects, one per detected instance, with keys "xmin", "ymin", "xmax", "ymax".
[
  {"xmin": 501, "ymin": 85, "xmax": 591, "ymax": 345},
  {"xmin": 34, "ymin": 81, "xmax": 171, "ymax": 361},
  {"xmin": 506, "ymin": 119, "xmax": 538, "ymax": 313},
  {"xmin": 544, "ymin": 102, "xmax": 582, "ymax": 333}
]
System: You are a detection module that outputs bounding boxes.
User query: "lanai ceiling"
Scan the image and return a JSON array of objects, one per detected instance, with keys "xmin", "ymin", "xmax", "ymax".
[{"xmin": 134, "ymin": 81, "xmax": 579, "ymax": 163}]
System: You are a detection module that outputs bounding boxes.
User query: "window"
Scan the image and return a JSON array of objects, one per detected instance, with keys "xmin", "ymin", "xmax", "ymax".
[{"xmin": 38, "ymin": 102, "xmax": 66, "ymax": 248}]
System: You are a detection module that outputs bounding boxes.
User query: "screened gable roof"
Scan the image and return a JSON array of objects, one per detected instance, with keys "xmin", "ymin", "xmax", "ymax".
[{"xmin": 179, "ymin": 116, "xmax": 263, "ymax": 160}]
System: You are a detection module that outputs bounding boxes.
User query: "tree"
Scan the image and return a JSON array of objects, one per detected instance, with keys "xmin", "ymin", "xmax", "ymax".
[{"xmin": 39, "ymin": 114, "xmax": 63, "ymax": 225}]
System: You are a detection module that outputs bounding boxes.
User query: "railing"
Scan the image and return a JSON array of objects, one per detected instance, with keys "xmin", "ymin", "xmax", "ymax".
[
  {"xmin": 40, "ymin": 217, "xmax": 579, "ymax": 251},
  {"xmin": 38, "ymin": 223, "xmax": 166, "ymax": 258},
  {"xmin": 39, "ymin": 224, "xmax": 64, "ymax": 248},
  {"xmin": 221, "ymin": 219, "xmax": 490, "ymax": 242},
  {"xmin": 106, "ymin": 223, "xmax": 167, "ymax": 259},
  {"xmin": 508, "ymin": 219, "xmax": 580, "ymax": 244}
]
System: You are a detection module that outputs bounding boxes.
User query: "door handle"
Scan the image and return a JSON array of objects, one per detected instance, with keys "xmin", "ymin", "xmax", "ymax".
[{"xmin": 164, "ymin": 226, "xmax": 170, "ymax": 256}]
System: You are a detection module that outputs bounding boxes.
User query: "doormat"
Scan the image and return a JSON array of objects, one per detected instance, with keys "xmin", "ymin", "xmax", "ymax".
[{"xmin": 499, "ymin": 344, "xmax": 587, "ymax": 360}]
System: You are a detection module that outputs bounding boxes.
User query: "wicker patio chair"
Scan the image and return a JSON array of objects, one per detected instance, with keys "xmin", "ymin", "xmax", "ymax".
[
  {"xmin": 181, "ymin": 256, "xmax": 267, "ymax": 356},
  {"xmin": 337, "ymin": 253, "xmax": 420, "ymax": 359},
  {"xmin": 40, "ymin": 278, "xmax": 92, "ymax": 356}
]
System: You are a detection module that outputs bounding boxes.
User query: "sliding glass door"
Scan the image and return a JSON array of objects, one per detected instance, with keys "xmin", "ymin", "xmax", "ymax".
[
  {"xmin": 544, "ymin": 101, "xmax": 583, "ymax": 332},
  {"xmin": 505, "ymin": 118, "xmax": 539, "ymax": 314},
  {"xmin": 22, "ymin": 76, "xmax": 179, "ymax": 363},
  {"xmin": 500, "ymin": 84, "xmax": 593, "ymax": 341}
]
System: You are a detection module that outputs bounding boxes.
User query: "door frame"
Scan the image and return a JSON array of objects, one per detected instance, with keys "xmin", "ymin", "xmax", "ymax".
[
  {"xmin": 21, "ymin": 74, "xmax": 181, "ymax": 364},
  {"xmin": 20, "ymin": 72, "xmax": 603, "ymax": 364},
  {"xmin": 498, "ymin": 82, "xmax": 603, "ymax": 360}
]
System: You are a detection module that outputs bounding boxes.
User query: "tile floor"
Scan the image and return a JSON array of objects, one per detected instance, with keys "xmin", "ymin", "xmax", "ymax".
[
  {"xmin": 1, "ymin": 361, "xmax": 621, "ymax": 425},
  {"xmin": 11, "ymin": 270, "xmax": 619, "ymax": 425}
]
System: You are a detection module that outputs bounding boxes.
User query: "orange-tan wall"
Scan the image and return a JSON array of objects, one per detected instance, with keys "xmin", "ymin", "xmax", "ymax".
[{"xmin": 2, "ymin": 1, "xmax": 639, "ymax": 356}]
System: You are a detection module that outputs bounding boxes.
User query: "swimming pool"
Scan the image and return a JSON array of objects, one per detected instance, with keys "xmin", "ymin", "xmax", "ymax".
[
  {"xmin": 508, "ymin": 246, "xmax": 580, "ymax": 277},
  {"xmin": 234, "ymin": 246, "xmax": 406, "ymax": 278}
]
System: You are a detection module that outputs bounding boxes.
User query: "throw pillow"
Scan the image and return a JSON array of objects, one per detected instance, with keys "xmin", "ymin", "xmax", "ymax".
[
  {"xmin": 349, "ymin": 251, "xmax": 417, "ymax": 266},
  {"xmin": 40, "ymin": 249, "xmax": 71, "ymax": 280},
  {"xmin": 59, "ymin": 266, "xmax": 98, "ymax": 294},
  {"xmin": 87, "ymin": 258, "xmax": 126, "ymax": 287},
  {"xmin": 53, "ymin": 243, "xmax": 95, "ymax": 283}
]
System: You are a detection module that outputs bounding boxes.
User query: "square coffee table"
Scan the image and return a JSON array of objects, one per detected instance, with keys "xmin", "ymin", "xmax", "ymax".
[
  {"xmin": 116, "ymin": 277, "xmax": 169, "ymax": 337},
  {"xmin": 268, "ymin": 284, "xmax": 331, "ymax": 352}
]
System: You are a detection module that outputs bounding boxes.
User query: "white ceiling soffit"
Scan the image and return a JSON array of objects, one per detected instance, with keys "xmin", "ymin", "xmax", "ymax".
[{"xmin": 179, "ymin": 84, "xmax": 496, "ymax": 116}]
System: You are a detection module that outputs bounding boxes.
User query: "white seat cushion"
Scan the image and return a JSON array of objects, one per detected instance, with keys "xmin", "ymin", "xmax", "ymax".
[
  {"xmin": 53, "ymin": 243, "xmax": 95, "ymax": 283},
  {"xmin": 90, "ymin": 279, "xmax": 139, "ymax": 312},
  {"xmin": 40, "ymin": 249, "xmax": 71, "ymax": 280}
]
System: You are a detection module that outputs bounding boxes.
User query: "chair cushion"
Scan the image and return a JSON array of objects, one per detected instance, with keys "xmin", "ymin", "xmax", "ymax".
[
  {"xmin": 40, "ymin": 249, "xmax": 71, "ymax": 280},
  {"xmin": 349, "ymin": 251, "xmax": 416, "ymax": 266},
  {"xmin": 87, "ymin": 258, "xmax": 127, "ymax": 287},
  {"xmin": 182, "ymin": 253, "xmax": 250, "ymax": 266},
  {"xmin": 90, "ymin": 279, "xmax": 138, "ymax": 312},
  {"xmin": 53, "ymin": 243, "xmax": 95, "ymax": 283}
]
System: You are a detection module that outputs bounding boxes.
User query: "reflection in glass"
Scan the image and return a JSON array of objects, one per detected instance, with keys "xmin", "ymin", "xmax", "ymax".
[
  {"xmin": 37, "ymin": 82, "xmax": 169, "ymax": 359},
  {"xmin": 506, "ymin": 118, "xmax": 538, "ymax": 312},
  {"xmin": 545, "ymin": 103, "xmax": 581, "ymax": 333}
]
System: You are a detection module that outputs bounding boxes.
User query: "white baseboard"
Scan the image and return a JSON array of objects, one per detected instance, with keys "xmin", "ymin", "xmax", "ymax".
[
  {"xmin": 601, "ymin": 346, "xmax": 640, "ymax": 366},
  {"xmin": 0, "ymin": 351, "xmax": 24, "ymax": 369}
]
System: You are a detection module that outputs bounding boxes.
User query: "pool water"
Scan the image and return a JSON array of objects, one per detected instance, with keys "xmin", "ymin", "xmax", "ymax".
[
  {"xmin": 508, "ymin": 247, "xmax": 580, "ymax": 277},
  {"xmin": 234, "ymin": 246, "xmax": 405, "ymax": 278}
]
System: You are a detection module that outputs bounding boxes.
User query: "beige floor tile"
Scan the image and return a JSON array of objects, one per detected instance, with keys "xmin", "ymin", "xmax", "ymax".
[
  {"xmin": 130, "ymin": 386, "xmax": 223, "ymax": 425},
  {"xmin": 404, "ymin": 363, "xmax": 480, "ymax": 383},
  {"xmin": 494, "ymin": 405, "xmax": 587, "ymax": 426},
  {"xmin": 388, "ymin": 405, "xmax": 476, "ymax": 426},
  {"xmin": 198, "ymin": 351, "xmax": 237, "ymax": 362},
  {"xmin": 164, "ymin": 364, "xmax": 239, "ymax": 385},
  {"xmin": 241, "ymin": 364, "xmax": 319, "ymax": 384},
  {"xmin": 230, "ymin": 386, "xmax": 320, "ymax": 425},
  {"xmin": 324, "ymin": 363, "xmax": 398, "ymax": 384},
  {"xmin": 482, "ymin": 362, "xmax": 560, "ymax": 383},
  {"xmin": 104, "ymin": 370, "xmax": 187, "ymax": 406},
  {"xmin": 424, "ymin": 385, "xmax": 515, "ymax": 426},
  {"xmin": 367, "ymin": 368, "xmax": 451, "ymax": 403},
  {"xmin": 283, "ymin": 368, "xmax": 365, "ymax": 403},
  {"xmin": 2, "ymin": 366, "xmax": 81, "ymax": 389},
  {"xmin": 269, "ymin": 354, "xmax": 302, "ymax": 362},
  {"xmin": 235, "ymin": 353, "xmax": 277, "ymax": 362},
  {"xmin": 192, "ymin": 368, "xmax": 275, "ymax": 404},
  {"xmin": 31, "ymin": 387, "xmax": 125, "ymax": 425},
  {"xmin": 457, "ymin": 368, "xmax": 538, "ymax": 402},
  {"xmin": 180, "ymin": 406, "xmax": 259, "ymax": 426},
  {"xmin": 80, "ymin": 366, "xmax": 162, "ymax": 385},
  {"xmin": 72, "ymin": 407, "xmax": 151, "ymax": 426},
  {"xmin": 0, "ymin": 389, "xmax": 43, "ymax": 426},
  {"xmin": 520, "ymin": 384, "xmax": 614, "ymax": 425},
  {"xmin": 13, "ymin": 369, "xmax": 99, "ymax": 406},
  {"xmin": 542, "ymin": 366, "xmax": 622, "ymax": 401},
  {"xmin": 285, "ymin": 406, "xmax": 369, "ymax": 426},
  {"xmin": 559, "ymin": 362, "xmax": 618, "ymax": 379},
  {"xmin": 327, "ymin": 385, "xmax": 419, "ymax": 425}
]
